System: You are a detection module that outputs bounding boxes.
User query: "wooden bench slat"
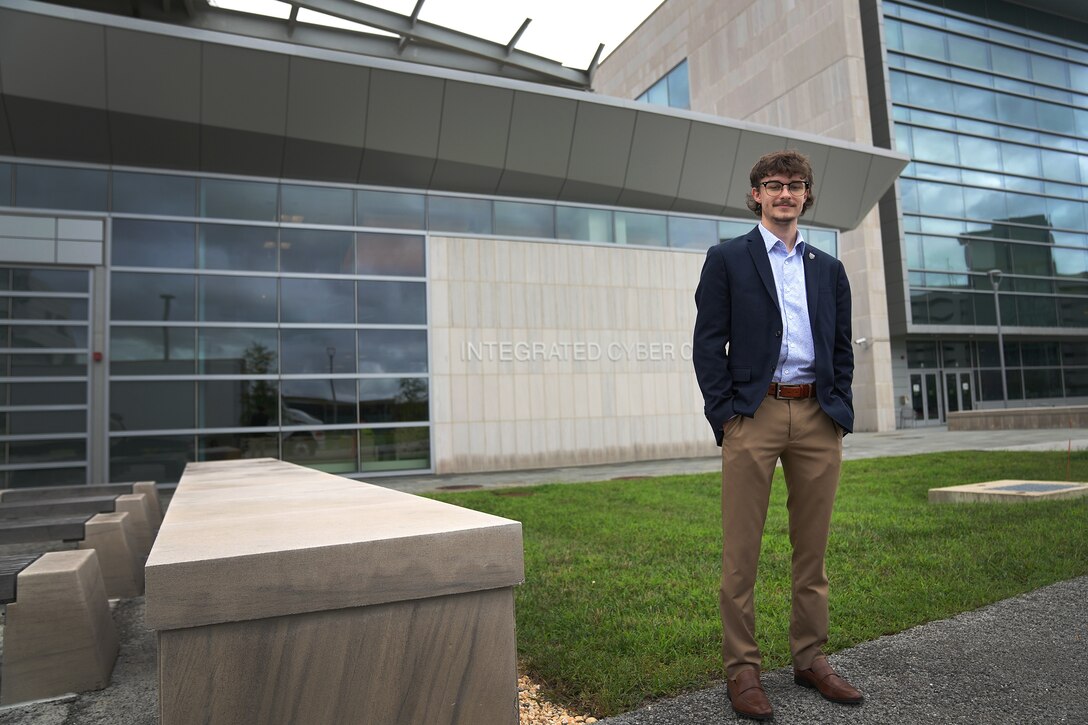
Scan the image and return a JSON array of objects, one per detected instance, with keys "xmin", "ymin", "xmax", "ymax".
[
  {"xmin": 0, "ymin": 515, "xmax": 92, "ymax": 545},
  {"xmin": 0, "ymin": 554, "xmax": 42, "ymax": 605},
  {"xmin": 0, "ymin": 496, "xmax": 118, "ymax": 520}
]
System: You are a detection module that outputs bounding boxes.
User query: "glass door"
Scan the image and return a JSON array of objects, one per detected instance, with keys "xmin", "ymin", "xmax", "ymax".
[
  {"xmin": 944, "ymin": 371, "xmax": 974, "ymax": 415},
  {"xmin": 0, "ymin": 266, "xmax": 92, "ymax": 487},
  {"xmin": 909, "ymin": 372, "xmax": 942, "ymax": 424}
]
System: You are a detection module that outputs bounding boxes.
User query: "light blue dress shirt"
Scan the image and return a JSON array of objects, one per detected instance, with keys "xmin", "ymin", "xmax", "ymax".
[{"xmin": 758, "ymin": 223, "xmax": 815, "ymax": 385}]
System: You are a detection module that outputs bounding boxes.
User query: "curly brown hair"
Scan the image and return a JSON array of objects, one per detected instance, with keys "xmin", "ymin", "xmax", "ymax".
[{"xmin": 745, "ymin": 150, "xmax": 816, "ymax": 217}]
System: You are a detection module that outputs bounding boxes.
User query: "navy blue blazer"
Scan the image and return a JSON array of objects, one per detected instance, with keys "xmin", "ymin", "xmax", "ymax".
[{"xmin": 693, "ymin": 226, "xmax": 854, "ymax": 446}]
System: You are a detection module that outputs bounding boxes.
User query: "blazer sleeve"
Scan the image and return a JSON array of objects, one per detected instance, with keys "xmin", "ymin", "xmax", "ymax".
[
  {"xmin": 833, "ymin": 258, "xmax": 854, "ymax": 421},
  {"xmin": 693, "ymin": 245, "xmax": 735, "ymax": 439}
]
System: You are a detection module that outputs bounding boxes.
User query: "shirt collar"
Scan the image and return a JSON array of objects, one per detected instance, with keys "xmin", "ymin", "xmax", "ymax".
[{"xmin": 758, "ymin": 222, "xmax": 806, "ymax": 256}]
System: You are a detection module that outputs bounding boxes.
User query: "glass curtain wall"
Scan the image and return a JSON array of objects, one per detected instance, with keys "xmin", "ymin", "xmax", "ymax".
[{"xmin": 885, "ymin": 0, "xmax": 1088, "ymax": 403}]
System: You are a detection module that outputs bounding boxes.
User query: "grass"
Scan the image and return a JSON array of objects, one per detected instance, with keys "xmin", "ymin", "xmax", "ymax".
[{"xmin": 429, "ymin": 451, "xmax": 1088, "ymax": 717}]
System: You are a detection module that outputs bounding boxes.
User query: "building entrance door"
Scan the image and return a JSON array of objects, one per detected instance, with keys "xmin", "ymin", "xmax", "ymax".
[
  {"xmin": 909, "ymin": 372, "xmax": 942, "ymax": 424},
  {"xmin": 944, "ymin": 371, "xmax": 974, "ymax": 416}
]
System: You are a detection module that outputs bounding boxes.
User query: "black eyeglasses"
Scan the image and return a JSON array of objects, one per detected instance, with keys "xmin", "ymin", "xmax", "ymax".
[{"xmin": 759, "ymin": 180, "xmax": 809, "ymax": 196}]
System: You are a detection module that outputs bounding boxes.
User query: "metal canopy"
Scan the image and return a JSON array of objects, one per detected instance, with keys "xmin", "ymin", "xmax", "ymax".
[{"xmin": 0, "ymin": 0, "xmax": 908, "ymax": 230}]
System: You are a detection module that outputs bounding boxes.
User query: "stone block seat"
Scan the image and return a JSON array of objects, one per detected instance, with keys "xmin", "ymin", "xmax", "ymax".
[
  {"xmin": 0, "ymin": 550, "xmax": 119, "ymax": 705},
  {"xmin": 0, "ymin": 512, "xmax": 143, "ymax": 598},
  {"xmin": 0, "ymin": 482, "xmax": 161, "ymax": 530},
  {"xmin": 145, "ymin": 457, "xmax": 525, "ymax": 725}
]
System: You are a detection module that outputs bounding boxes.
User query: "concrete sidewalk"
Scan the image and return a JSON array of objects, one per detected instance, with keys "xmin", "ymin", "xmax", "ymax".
[{"xmin": 1, "ymin": 425, "xmax": 1085, "ymax": 724}]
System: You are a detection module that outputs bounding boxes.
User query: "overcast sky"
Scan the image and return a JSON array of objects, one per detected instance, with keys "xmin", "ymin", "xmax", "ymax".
[{"xmin": 209, "ymin": 0, "xmax": 664, "ymax": 68}]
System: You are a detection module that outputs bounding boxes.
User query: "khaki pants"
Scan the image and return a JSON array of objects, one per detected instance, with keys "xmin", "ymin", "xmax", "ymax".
[{"xmin": 720, "ymin": 396, "xmax": 842, "ymax": 676}]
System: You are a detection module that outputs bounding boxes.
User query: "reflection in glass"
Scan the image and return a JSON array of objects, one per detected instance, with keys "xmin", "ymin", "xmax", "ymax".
[
  {"xmin": 667, "ymin": 216, "xmax": 716, "ymax": 250},
  {"xmin": 3, "ymin": 297, "xmax": 87, "ymax": 320},
  {"xmin": 5, "ymin": 467, "xmax": 86, "ymax": 488},
  {"xmin": 111, "ymin": 381, "xmax": 194, "ymax": 431},
  {"xmin": 428, "ymin": 196, "xmax": 492, "ymax": 234},
  {"xmin": 358, "ymin": 280, "xmax": 426, "ymax": 324},
  {"xmin": 615, "ymin": 211, "xmax": 666, "ymax": 246},
  {"xmin": 4, "ymin": 381, "xmax": 84, "ymax": 406},
  {"xmin": 111, "ymin": 272, "xmax": 195, "ymax": 321},
  {"xmin": 281, "ymin": 278, "xmax": 354, "ymax": 323},
  {"xmin": 360, "ymin": 426, "xmax": 430, "ymax": 472},
  {"xmin": 359, "ymin": 329, "xmax": 428, "ymax": 373},
  {"xmin": 357, "ymin": 190, "xmax": 425, "ymax": 229},
  {"xmin": 198, "ymin": 328, "xmax": 278, "ymax": 375},
  {"xmin": 358, "ymin": 378, "xmax": 429, "ymax": 422},
  {"xmin": 110, "ymin": 435, "xmax": 192, "ymax": 484},
  {"xmin": 718, "ymin": 221, "xmax": 752, "ymax": 242},
  {"xmin": 494, "ymin": 201, "xmax": 555, "ymax": 238},
  {"xmin": 198, "ymin": 380, "xmax": 279, "ymax": 428},
  {"xmin": 281, "ymin": 329, "xmax": 355, "ymax": 374},
  {"xmin": 112, "ymin": 219, "xmax": 196, "ymax": 269},
  {"xmin": 0, "ymin": 162, "xmax": 10, "ymax": 205},
  {"xmin": 283, "ymin": 429, "xmax": 356, "ymax": 474},
  {"xmin": 197, "ymin": 433, "xmax": 279, "ymax": 461},
  {"xmin": 200, "ymin": 178, "xmax": 277, "ymax": 221},
  {"xmin": 356, "ymin": 233, "xmax": 425, "ymax": 276},
  {"xmin": 280, "ymin": 184, "xmax": 353, "ymax": 226},
  {"xmin": 111, "ymin": 326, "xmax": 196, "ymax": 375},
  {"xmin": 5, "ymin": 439, "xmax": 86, "ymax": 465},
  {"xmin": 199, "ymin": 276, "xmax": 277, "ymax": 322},
  {"xmin": 0, "ymin": 353, "xmax": 87, "ymax": 377},
  {"xmin": 199, "ymin": 224, "xmax": 277, "ymax": 271},
  {"xmin": 280, "ymin": 229, "xmax": 354, "ymax": 274},
  {"xmin": 3, "ymin": 324, "xmax": 88, "ymax": 349},
  {"xmin": 112, "ymin": 172, "xmax": 197, "ymax": 216},
  {"xmin": 557, "ymin": 206, "xmax": 613, "ymax": 243},
  {"xmin": 15, "ymin": 165, "xmax": 108, "ymax": 211},
  {"xmin": 5, "ymin": 268, "xmax": 87, "ymax": 293},
  {"xmin": 1, "ymin": 410, "xmax": 85, "ymax": 435},
  {"xmin": 281, "ymin": 379, "xmax": 356, "ymax": 426}
]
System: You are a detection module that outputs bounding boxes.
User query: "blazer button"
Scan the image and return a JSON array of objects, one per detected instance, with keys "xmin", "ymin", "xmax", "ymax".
[{"xmin": 775, "ymin": 330, "xmax": 782, "ymax": 337}]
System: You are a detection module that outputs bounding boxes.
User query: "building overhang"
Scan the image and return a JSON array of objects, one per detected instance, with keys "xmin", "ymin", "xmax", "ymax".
[{"xmin": 0, "ymin": 0, "xmax": 908, "ymax": 230}]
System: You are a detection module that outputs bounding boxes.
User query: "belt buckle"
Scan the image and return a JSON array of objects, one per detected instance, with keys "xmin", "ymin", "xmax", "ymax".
[{"xmin": 773, "ymin": 383, "xmax": 787, "ymax": 400}]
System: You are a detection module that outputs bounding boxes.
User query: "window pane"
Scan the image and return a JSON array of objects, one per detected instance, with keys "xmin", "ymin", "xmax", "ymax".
[
  {"xmin": 5, "ymin": 467, "xmax": 86, "ymax": 488},
  {"xmin": 1012, "ymin": 244, "xmax": 1052, "ymax": 275},
  {"xmin": 359, "ymin": 329, "xmax": 428, "ymax": 373},
  {"xmin": 279, "ymin": 229, "xmax": 354, "ymax": 274},
  {"xmin": 1023, "ymin": 368, "xmax": 1062, "ymax": 398},
  {"xmin": 0, "ymin": 163, "xmax": 11, "ymax": 206},
  {"xmin": 112, "ymin": 219, "xmax": 196, "ymax": 269},
  {"xmin": 199, "ymin": 276, "xmax": 277, "ymax": 322},
  {"xmin": 922, "ymin": 235, "xmax": 969, "ymax": 271},
  {"xmin": 428, "ymin": 196, "xmax": 492, "ymax": 234},
  {"xmin": 1016, "ymin": 295, "xmax": 1057, "ymax": 326},
  {"xmin": 358, "ymin": 280, "xmax": 426, "ymax": 324},
  {"xmin": 359, "ymin": 426, "xmax": 430, "ymax": 472},
  {"xmin": 963, "ymin": 187, "xmax": 1007, "ymax": 221},
  {"xmin": 198, "ymin": 380, "xmax": 278, "ymax": 428},
  {"xmin": 15, "ymin": 165, "xmax": 107, "ymax": 211},
  {"xmin": 112, "ymin": 172, "xmax": 196, "ymax": 216},
  {"xmin": 281, "ymin": 329, "xmax": 356, "ymax": 374},
  {"xmin": 3, "ymin": 381, "xmax": 84, "ymax": 406},
  {"xmin": 666, "ymin": 59, "xmax": 690, "ymax": 109},
  {"xmin": 957, "ymin": 136, "xmax": 1001, "ymax": 172},
  {"xmin": 356, "ymin": 233, "xmax": 425, "ymax": 276},
  {"xmin": 493, "ymin": 201, "xmax": 555, "ymax": 238},
  {"xmin": 200, "ymin": 178, "xmax": 277, "ymax": 221},
  {"xmin": 4, "ymin": 439, "xmax": 85, "ymax": 465},
  {"xmin": 995, "ymin": 94, "xmax": 1036, "ymax": 127},
  {"xmin": 926, "ymin": 291, "xmax": 974, "ymax": 324},
  {"xmin": 948, "ymin": 35, "xmax": 988, "ymax": 68},
  {"xmin": 1021, "ymin": 341, "xmax": 1060, "ymax": 366},
  {"xmin": 645, "ymin": 79, "xmax": 668, "ymax": 106},
  {"xmin": 901, "ymin": 23, "xmax": 947, "ymax": 59},
  {"xmin": 916, "ymin": 181, "xmax": 964, "ymax": 218},
  {"xmin": 110, "ymin": 435, "xmax": 192, "ymax": 484},
  {"xmin": 557, "ymin": 206, "xmax": 613, "ymax": 243},
  {"xmin": 5, "ymin": 268, "xmax": 87, "ymax": 293},
  {"xmin": 357, "ymin": 190, "xmax": 425, "ymax": 229},
  {"xmin": 111, "ymin": 273, "xmax": 195, "ymax": 321},
  {"xmin": 110, "ymin": 326, "xmax": 196, "ymax": 375},
  {"xmin": 1, "ymin": 409, "xmax": 85, "ymax": 435},
  {"xmin": 198, "ymin": 328, "xmax": 278, "ymax": 375},
  {"xmin": 281, "ymin": 379, "xmax": 356, "ymax": 426},
  {"xmin": 280, "ymin": 184, "xmax": 352, "ymax": 226},
  {"xmin": 358, "ymin": 377, "xmax": 429, "ymax": 423},
  {"xmin": 199, "ymin": 224, "xmax": 277, "ymax": 272},
  {"xmin": 615, "ymin": 211, "xmax": 666, "ymax": 246},
  {"xmin": 282, "ymin": 428, "xmax": 357, "ymax": 473},
  {"xmin": 111, "ymin": 381, "xmax": 194, "ymax": 430},
  {"xmin": 1064, "ymin": 368, "xmax": 1088, "ymax": 396},
  {"xmin": 719, "ymin": 220, "xmax": 753, "ymax": 241},
  {"xmin": 196, "ymin": 433, "xmax": 279, "ymax": 461},
  {"xmin": 991, "ymin": 45, "xmax": 1030, "ymax": 77},
  {"xmin": 281, "ymin": 278, "xmax": 354, "ymax": 324},
  {"xmin": 912, "ymin": 127, "xmax": 959, "ymax": 164},
  {"xmin": 0, "ymin": 352, "xmax": 89, "ymax": 377},
  {"xmin": 667, "ymin": 216, "xmax": 717, "ymax": 250},
  {"xmin": 2, "ymin": 296, "xmax": 87, "ymax": 321},
  {"xmin": 2, "ymin": 324, "xmax": 87, "ymax": 349}
]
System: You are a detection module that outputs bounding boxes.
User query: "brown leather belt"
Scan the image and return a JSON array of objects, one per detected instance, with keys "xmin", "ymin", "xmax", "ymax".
[{"xmin": 767, "ymin": 383, "xmax": 816, "ymax": 399}]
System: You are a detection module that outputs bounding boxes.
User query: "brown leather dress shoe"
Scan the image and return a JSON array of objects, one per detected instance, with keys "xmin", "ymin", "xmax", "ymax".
[
  {"xmin": 793, "ymin": 657, "xmax": 863, "ymax": 704},
  {"xmin": 727, "ymin": 668, "xmax": 773, "ymax": 721}
]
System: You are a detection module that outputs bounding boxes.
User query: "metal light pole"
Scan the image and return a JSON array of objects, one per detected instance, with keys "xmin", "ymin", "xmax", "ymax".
[{"xmin": 987, "ymin": 269, "xmax": 1008, "ymax": 408}]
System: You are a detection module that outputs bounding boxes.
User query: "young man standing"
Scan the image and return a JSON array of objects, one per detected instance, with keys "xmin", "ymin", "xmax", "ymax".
[{"xmin": 693, "ymin": 150, "xmax": 862, "ymax": 720}]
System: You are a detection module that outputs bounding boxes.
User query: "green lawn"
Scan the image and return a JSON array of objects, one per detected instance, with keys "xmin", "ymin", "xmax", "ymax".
[{"xmin": 429, "ymin": 451, "xmax": 1088, "ymax": 717}]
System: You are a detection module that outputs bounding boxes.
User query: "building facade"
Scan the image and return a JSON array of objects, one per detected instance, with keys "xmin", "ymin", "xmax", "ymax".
[
  {"xmin": 595, "ymin": 0, "xmax": 1088, "ymax": 428},
  {"xmin": 0, "ymin": 0, "xmax": 905, "ymax": 485}
]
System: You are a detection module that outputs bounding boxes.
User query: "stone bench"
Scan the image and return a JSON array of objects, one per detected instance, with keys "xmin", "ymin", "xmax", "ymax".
[
  {"xmin": 0, "ymin": 481, "xmax": 162, "ymax": 530},
  {"xmin": 0, "ymin": 513, "xmax": 143, "ymax": 598},
  {"xmin": 0, "ymin": 550, "xmax": 119, "ymax": 705},
  {"xmin": 145, "ymin": 457, "xmax": 524, "ymax": 725}
]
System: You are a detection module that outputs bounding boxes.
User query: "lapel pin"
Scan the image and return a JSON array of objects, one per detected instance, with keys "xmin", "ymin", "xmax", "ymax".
[{"xmin": 808, "ymin": 252, "xmax": 815, "ymax": 260}]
